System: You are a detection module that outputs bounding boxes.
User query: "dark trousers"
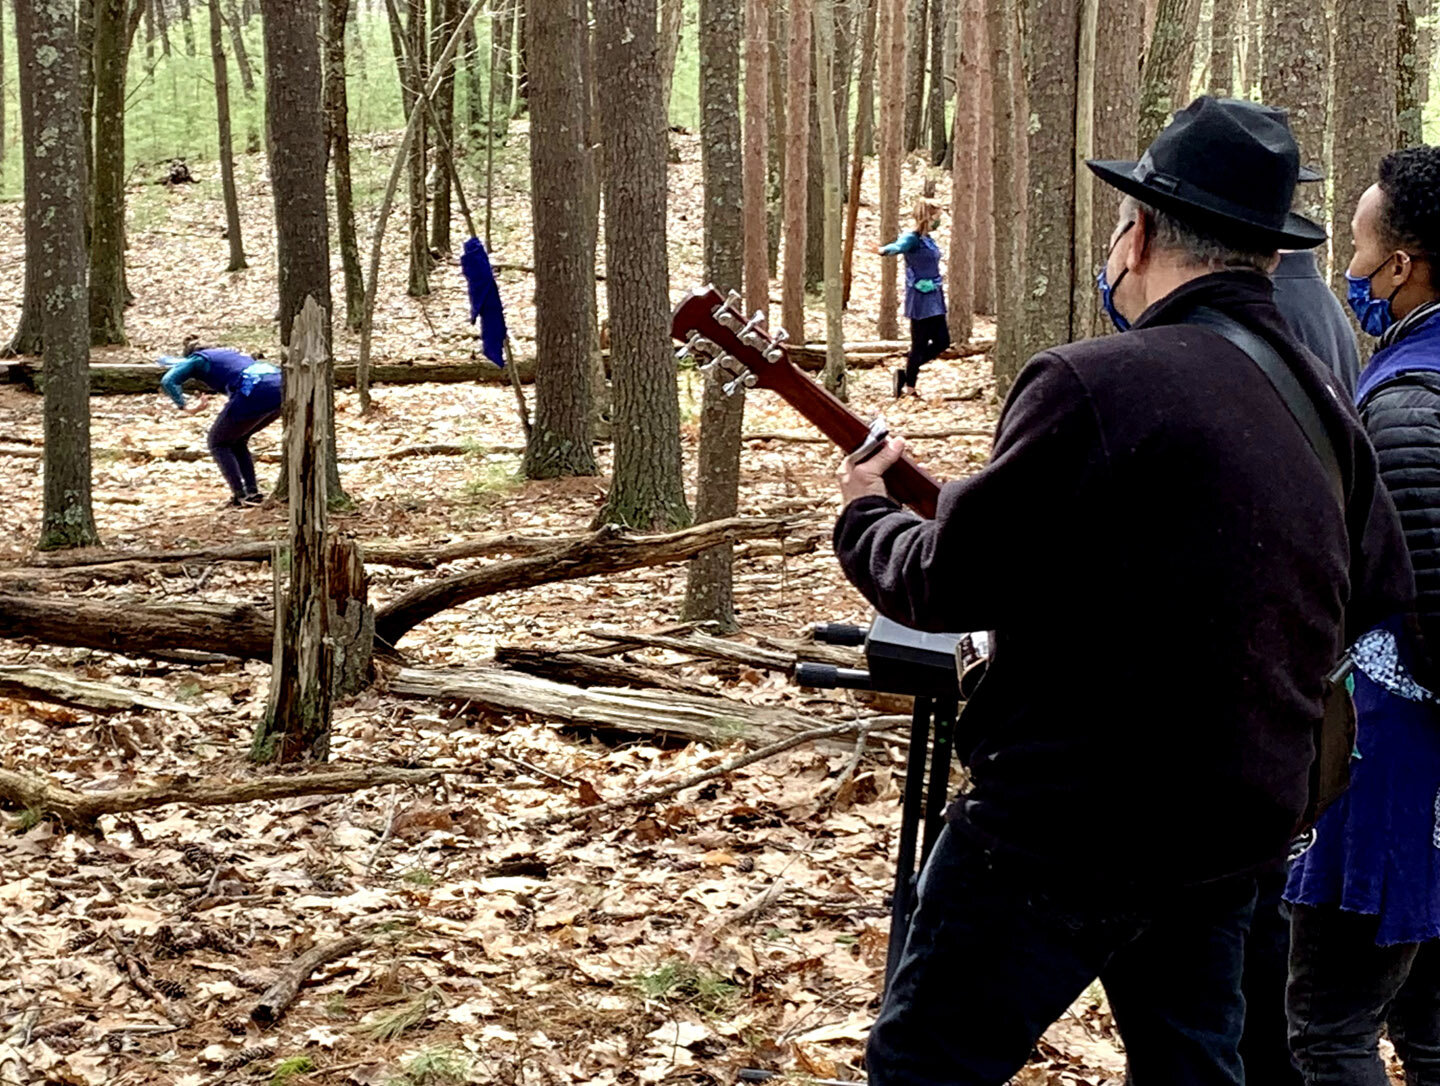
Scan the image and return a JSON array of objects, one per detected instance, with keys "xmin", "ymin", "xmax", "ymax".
[
  {"xmin": 1287, "ymin": 903, "xmax": 1440, "ymax": 1085},
  {"xmin": 208, "ymin": 386, "xmax": 281, "ymax": 500},
  {"xmin": 866, "ymin": 824, "xmax": 1256, "ymax": 1086},
  {"xmin": 905, "ymin": 314, "xmax": 951, "ymax": 387},
  {"xmin": 1241, "ymin": 870, "xmax": 1304, "ymax": 1085}
]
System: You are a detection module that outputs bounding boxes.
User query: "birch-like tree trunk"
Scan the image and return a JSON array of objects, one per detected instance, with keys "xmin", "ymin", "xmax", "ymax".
[{"xmin": 782, "ymin": 0, "xmax": 813, "ymax": 340}]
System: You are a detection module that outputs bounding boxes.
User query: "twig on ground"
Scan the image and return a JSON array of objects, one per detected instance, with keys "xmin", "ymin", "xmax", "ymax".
[{"xmin": 250, "ymin": 934, "xmax": 368, "ymax": 1026}]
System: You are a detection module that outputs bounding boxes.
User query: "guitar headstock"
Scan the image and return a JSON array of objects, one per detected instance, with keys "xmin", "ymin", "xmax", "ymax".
[{"xmin": 671, "ymin": 284, "xmax": 792, "ymax": 396}]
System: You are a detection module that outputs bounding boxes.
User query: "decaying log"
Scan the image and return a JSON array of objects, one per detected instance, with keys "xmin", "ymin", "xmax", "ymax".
[
  {"xmin": 582, "ymin": 627, "xmax": 798, "ymax": 671},
  {"xmin": 493, "ymin": 646, "xmax": 697, "ymax": 693},
  {"xmin": 0, "ymin": 664, "xmax": 199, "ymax": 715},
  {"xmin": 0, "ymin": 765, "xmax": 441, "ymax": 827},
  {"xmin": 0, "ymin": 594, "xmax": 274, "ymax": 660},
  {"xmin": 784, "ymin": 335, "xmax": 994, "ymax": 371},
  {"xmin": 251, "ymin": 934, "xmax": 367, "ymax": 1026},
  {"xmin": 374, "ymin": 516, "xmax": 800, "ymax": 647},
  {"xmin": 389, "ymin": 666, "xmax": 890, "ymax": 750}
]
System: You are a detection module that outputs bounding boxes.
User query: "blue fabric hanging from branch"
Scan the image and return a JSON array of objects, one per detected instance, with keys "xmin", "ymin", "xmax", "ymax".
[{"xmin": 461, "ymin": 237, "xmax": 507, "ymax": 367}]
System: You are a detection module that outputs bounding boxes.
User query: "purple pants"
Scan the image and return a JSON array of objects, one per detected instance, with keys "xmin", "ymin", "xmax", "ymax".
[{"xmin": 208, "ymin": 378, "xmax": 281, "ymax": 500}]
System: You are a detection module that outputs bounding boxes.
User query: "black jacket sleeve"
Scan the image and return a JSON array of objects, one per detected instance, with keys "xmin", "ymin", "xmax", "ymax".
[{"xmin": 832, "ymin": 353, "xmax": 1109, "ymax": 633}]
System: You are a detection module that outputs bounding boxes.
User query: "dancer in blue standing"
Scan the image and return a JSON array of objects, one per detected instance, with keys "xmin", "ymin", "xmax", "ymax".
[
  {"xmin": 878, "ymin": 197, "xmax": 949, "ymax": 399},
  {"xmin": 157, "ymin": 339, "xmax": 282, "ymax": 507}
]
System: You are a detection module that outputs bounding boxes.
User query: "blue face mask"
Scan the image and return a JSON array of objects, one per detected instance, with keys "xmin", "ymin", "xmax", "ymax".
[
  {"xmin": 1345, "ymin": 257, "xmax": 1402, "ymax": 337},
  {"xmin": 1097, "ymin": 222, "xmax": 1136, "ymax": 332}
]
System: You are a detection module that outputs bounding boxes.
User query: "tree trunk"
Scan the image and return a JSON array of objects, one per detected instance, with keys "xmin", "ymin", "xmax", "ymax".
[
  {"xmin": 0, "ymin": 0, "xmax": 6, "ymax": 167},
  {"xmin": 986, "ymin": 0, "xmax": 1024, "ymax": 390},
  {"xmin": 767, "ymin": 0, "xmax": 787, "ymax": 279},
  {"xmin": 1208, "ymin": 0, "xmax": 1236, "ymax": 95},
  {"xmin": 4, "ymin": 0, "xmax": 43, "ymax": 359},
  {"xmin": 928, "ymin": 0, "xmax": 947, "ymax": 161},
  {"xmin": 658, "ymin": 0, "xmax": 684, "ymax": 119},
  {"xmin": 578, "ymin": 0, "xmax": 610, "ymax": 433},
  {"xmin": 89, "ymin": 0, "xmax": 133, "ymax": 347},
  {"xmin": 1091, "ymin": 0, "xmax": 1141, "ymax": 332},
  {"xmin": 1398, "ymin": 0, "xmax": 1422, "ymax": 148},
  {"xmin": 1333, "ymin": 0, "xmax": 1397, "ymax": 293},
  {"xmin": 947, "ymin": 0, "xmax": 979, "ymax": 344},
  {"xmin": 683, "ymin": 0, "xmax": 747, "ymax": 631},
  {"xmin": 78, "ymin": 0, "xmax": 96, "ymax": 239},
  {"xmin": 405, "ymin": 0, "xmax": 431, "ymax": 295},
  {"xmin": 594, "ymin": 0, "xmax": 690, "ymax": 530},
  {"xmin": 464, "ymin": 16, "xmax": 483, "ymax": 142},
  {"xmin": 1070, "ymin": 0, "xmax": 1097, "ymax": 340},
  {"xmin": 973, "ymin": 16, "xmax": 994, "ymax": 314},
  {"xmin": 805, "ymin": 61, "xmax": 826, "ymax": 291},
  {"xmin": 256, "ymin": 299, "xmax": 336, "ymax": 765},
  {"xmin": 744, "ymin": 0, "xmax": 770, "ymax": 316},
  {"xmin": 260, "ymin": 0, "xmax": 344, "ymax": 500},
  {"xmin": 32, "ymin": 0, "xmax": 100, "ymax": 550},
  {"xmin": 325, "ymin": 0, "xmax": 364, "ymax": 328},
  {"xmin": 1020, "ymin": 0, "xmax": 1078, "ymax": 366},
  {"xmin": 903, "ymin": 0, "xmax": 926, "ymax": 151},
  {"xmin": 1137, "ymin": 0, "xmax": 1201, "ymax": 151},
  {"xmin": 1241, "ymin": 0, "xmax": 1260, "ymax": 96},
  {"xmin": 782, "ymin": 0, "xmax": 813, "ymax": 341},
  {"xmin": 223, "ymin": 0, "xmax": 256, "ymax": 92},
  {"xmin": 876, "ymin": 0, "xmax": 905, "ymax": 339},
  {"xmin": 857, "ymin": 0, "xmax": 877, "ymax": 157},
  {"xmin": 523, "ymin": 0, "xmax": 598, "ymax": 478},
  {"xmin": 430, "ymin": 0, "xmax": 460, "ymax": 254},
  {"xmin": 815, "ymin": 0, "xmax": 847, "ymax": 398},
  {"xmin": 209, "ymin": 0, "xmax": 247, "ymax": 272},
  {"xmin": 1262, "ymin": 0, "xmax": 1328, "ymax": 221}
]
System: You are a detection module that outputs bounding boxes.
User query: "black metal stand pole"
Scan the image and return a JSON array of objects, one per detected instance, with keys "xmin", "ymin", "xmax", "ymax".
[{"xmin": 884, "ymin": 694, "xmax": 934, "ymax": 991}]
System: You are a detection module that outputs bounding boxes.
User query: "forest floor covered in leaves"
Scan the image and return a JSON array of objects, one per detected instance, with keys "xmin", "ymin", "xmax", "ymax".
[{"xmin": 0, "ymin": 127, "xmax": 1280, "ymax": 1085}]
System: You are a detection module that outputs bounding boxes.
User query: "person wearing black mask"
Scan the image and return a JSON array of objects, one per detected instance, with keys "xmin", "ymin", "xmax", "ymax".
[{"xmin": 833, "ymin": 97, "xmax": 1413, "ymax": 1086}]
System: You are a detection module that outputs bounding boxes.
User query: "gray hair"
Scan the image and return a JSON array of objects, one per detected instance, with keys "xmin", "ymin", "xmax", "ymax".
[{"xmin": 1119, "ymin": 195, "xmax": 1276, "ymax": 273}]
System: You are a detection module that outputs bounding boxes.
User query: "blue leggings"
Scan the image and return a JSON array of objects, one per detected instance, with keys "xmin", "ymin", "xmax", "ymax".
[{"xmin": 208, "ymin": 379, "xmax": 281, "ymax": 500}]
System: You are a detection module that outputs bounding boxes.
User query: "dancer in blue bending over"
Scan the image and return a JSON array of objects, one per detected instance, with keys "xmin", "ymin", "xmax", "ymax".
[
  {"xmin": 157, "ymin": 339, "xmax": 281, "ymax": 507},
  {"xmin": 878, "ymin": 197, "xmax": 949, "ymax": 399}
]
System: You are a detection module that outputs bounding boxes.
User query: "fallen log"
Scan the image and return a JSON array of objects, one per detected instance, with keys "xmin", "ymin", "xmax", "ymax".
[
  {"xmin": 0, "ymin": 764, "xmax": 441, "ymax": 827},
  {"xmin": 493, "ymin": 646, "xmax": 697, "ymax": 693},
  {"xmin": 582, "ymin": 627, "xmax": 797, "ymax": 671},
  {"xmin": 389, "ymin": 666, "xmax": 887, "ymax": 750},
  {"xmin": 373, "ymin": 516, "xmax": 799, "ymax": 647},
  {"xmin": 785, "ymin": 336, "xmax": 994, "ymax": 371},
  {"xmin": 1, "ymin": 441, "xmax": 525, "ymax": 469},
  {"xmin": 251, "ymin": 935, "xmax": 367, "ymax": 1026},
  {"xmin": 743, "ymin": 425, "xmax": 991, "ymax": 444},
  {"xmin": 0, "ymin": 664, "xmax": 199, "ymax": 715},
  {"xmin": 0, "ymin": 594, "xmax": 273, "ymax": 660}
]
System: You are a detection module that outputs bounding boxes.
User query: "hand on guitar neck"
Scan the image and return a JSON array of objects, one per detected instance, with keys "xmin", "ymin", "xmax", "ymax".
[{"xmin": 670, "ymin": 284, "xmax": 944, "ymax": 519}]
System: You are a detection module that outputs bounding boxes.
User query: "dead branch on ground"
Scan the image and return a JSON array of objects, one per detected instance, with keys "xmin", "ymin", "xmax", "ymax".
[{"xmin": 250, "ymin": 934, "xmax": 368, "ymax": 1026}]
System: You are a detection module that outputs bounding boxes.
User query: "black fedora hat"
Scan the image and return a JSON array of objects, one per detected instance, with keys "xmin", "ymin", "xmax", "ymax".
[{"xmin": 1087, "ymin": 96, "xmax": 1327, "ymax": 250}]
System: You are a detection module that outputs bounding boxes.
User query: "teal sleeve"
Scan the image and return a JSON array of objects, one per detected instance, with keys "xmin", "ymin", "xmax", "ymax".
[
  {"xmin": 160, "ymin": 355, "xmax": 207, "ymax": 408},
  {"xmin": 880, "ymin": 232, "xmax": 921, "ymax": 256}
]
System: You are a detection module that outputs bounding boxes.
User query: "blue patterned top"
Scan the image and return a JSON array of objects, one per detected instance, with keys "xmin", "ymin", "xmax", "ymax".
[{"xmin": 880, "ymin": 232, "xmax": 947, "ymax": 321}]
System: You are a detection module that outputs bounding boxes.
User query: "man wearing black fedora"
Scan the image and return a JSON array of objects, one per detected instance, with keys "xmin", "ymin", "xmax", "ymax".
[{"xmin": 833, "ymin": 97, "xmax": 1414, "ymax": 1084}]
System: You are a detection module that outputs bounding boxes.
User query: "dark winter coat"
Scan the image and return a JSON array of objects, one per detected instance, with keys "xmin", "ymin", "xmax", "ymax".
[
  {"xmin": 1272, "ymin": 250, "xmax": 1362, "ymax": 397},
  {"xmin": 834, "ymin": 272, "xmax": 1414, "ymax": 888}
]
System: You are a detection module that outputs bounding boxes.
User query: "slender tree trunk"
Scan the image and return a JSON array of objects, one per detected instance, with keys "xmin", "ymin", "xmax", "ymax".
[
  {"xmin": 805, "ymin": 60, "xmax": 825, "ymax": 291},
  {"xmin": 577, "ymin": 0, "xmax": 609, "ymax": 433},
  {"xmin": 973, "ymin": 21, "xmax": 994, "ymax": 314},
  {"xmin": 594, "ymin": 0, "xmax": 690, "ymax": 529},
  {"xmin": 464, "ymin": 16, "xmax": 483, "ymax": 142},
  {"xmin": 767, "ymin": 0, "xmax": 787, "ymax": 278},
  {"xmin": 325, "ymin": 0, "xmax": 364, "ymax": 327},
  {"xmin": 876, "ymin": 0, "xmax": 905, "ymax": 339},
  {"xmin": 0, "ymin": 1, "xmax": 6, "ymax": 168},
  {"xmin": 523, "ymin": 0, "xmax": 598, "ymax": 478},
  {"xmin": 178, "ymin": 0, "xmax": 196, "ymax": 53},
  {"xmin": 406, "ymin": 0, "xmax": 431, "ymax": 295},
  {"xmin": 260, "ymin": 0, "xmax": 345, "ymax": 501},
  {"xmin": 89, "ymin": 0, "xmax": 133, "ymax": 346},
  {"xmin": 1092, "ymin": 0, "xmax": 1141, "ymax": 332},
  {"xmin": 223, "ymin": 0, "xmax": 255, "ymax": 92},
  {"xmin": 1398, "ymin": 0, "xmax": 1422, "ymax": 147},
  {"xmin": 947, "ymin": 0, "xmax": 979, "ymax": 344},
  {"xmin": 928, "ymin": 0, "xmax": 947, "ymax": 161},
  {"xmin": 782, "ymin": 0, "xmax": 812, "ymax": 340},
  {"xmin": 834, "ymin": 0, "xmax": 857, "ymax": 190},
  {"xmin": 1333, "ymin": 0, "xmax": 1397, "ymax": 293},
  {"xmin": 78, "ymin": 0, "xmax": 96, "ymax": 238},
  {"xmin": 1070, "ymin": 0, "xmax": 1097, "ymax": 339},
  {"xmin": 32, "ymin": 0, "xmax": 100, "ymax": 550},
  {"xmin": 903, "ymin": 0, "xmax": 926, "ymax": 151},
  {"xmin": 857, "ymin": 0, "xmax": 877, "ymax": 156},
  {"xmin": 4, "ymin": 0, "xmax": 43, "ymax": 358},
  {"xmin": 209, "ymin": 0, "xmax": 247, "ymax": 271},
  {"xmin": 744, "ymin": 0, "xmax": 770, "ymax": 317},
  {"xmin": 986, "ymin": 0, "xmax": 1023, "ymax": 389},
  {"xmin": 430, "ymin": 0, "xmax": 459, "ymax": 253},
  {"xmin": 1208, "ymin": 0, "xmax": 1236, "ymax": 95},
  {"xmin": 1263, "ymin": 0, "xmax": 1328, "ymax": 220},
  {"xmin": 1137, "ymin": 0, "xmax": 1202, "ymax": 151},
  {"xmin": 683, "ymin": 0, "xmax": 746, "ymax": 630},
  {"xmin": 815, "ymin": 0, "xmax": 847, "ymax": 398},
  {"xmin": 658, "ymin": 0, "xmax": 684, "ymax": 119}
]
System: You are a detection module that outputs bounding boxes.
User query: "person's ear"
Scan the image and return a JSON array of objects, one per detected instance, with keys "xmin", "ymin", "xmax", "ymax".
[
  {"xmin": 1124, "ymin": 210, "xmax": 1150, "ymax": 272},
  {"xmin": 1389, "ymin": 251, "xmax": 1417, "ymax": 291}
]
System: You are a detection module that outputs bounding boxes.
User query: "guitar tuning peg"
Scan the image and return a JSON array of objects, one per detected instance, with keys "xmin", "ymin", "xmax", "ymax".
[
  {"xmin": 724, "ymin": 290, "xmax": 744, "ymax": 312},
  {"xmin": 676, "ymin": 332, "xmax": 717, "ymax": 362},
  {"xmin": 723, "ymin": 372, "xmax": 758, "ymax": 396},
  {"xmin": 771, "ymin": 328, "xmax": 789, "ymax": 344},
  {"xmin": 700, "ymin": 352, "xmax": 736, "ymax": 375}
]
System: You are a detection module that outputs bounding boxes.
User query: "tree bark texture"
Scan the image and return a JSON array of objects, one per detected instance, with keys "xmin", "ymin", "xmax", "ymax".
[
  {"xmin": 842, "ymin": 0, "xmax": 878, "ymax": 307},
  {"xmin": 324, "ymin": 0, "xmax": 364, "ymax": 329},
  {"xmin": 947, "ymin": 0, "xmax": 979, "ymax": 343},
  {"xmin": 767, "ymin": 0, "xmax": 787, "ymax": 280},
  {"xmin": 782, "ymin": 0, "xmax": 813, "ymax": 341},
  {"xmin": 594, "ymin": 0, "xmax": 690, "ymax": 530},
  {"xmin": 743, "ymin": 0, "xmax": 770, "ymax": 316},
  {"xmin": 89, "ymin": 0, "xmax": 133, "ymax": 346},
  {"xmin": 35, "ymin": 0, "xmax": 100, "ymax": 549},
  {"xmin": 209, "ymin": 0, "xmax": 247, "ymax": 272},
  {"xmin": 258, "ymin": 299, "xmax": 335, "ymax": 765},
  {"xmin": 928, "ymin": 0, "xmax": 947, "ymax": 161},
  {"xmin": 0, "ymin": 595, "xmax": 274, "ymax": 660},
  {"xmin": 4, "ymin": 0, "xmax": 43, "ymax": 358},
  {"xmin": 1018, "ymin": 0, "xmax": 1077, "ymax": 367},
  {"xmin": 0, "ymin": 1, "xmax": 6, "ymax": 167},
  {"xmin": 1090, "ymin": 0, "xmax": 1141, "ymax": 333},
  {"xmin": 1263, "ymin": 0, "xmax": 1328, "ymax": 221},
  {"xmin": 223, "ymin": 0, "xmax": 255, "ymax": 92},
  {"xmin": 683, "ymin": 0, "xmax": 747, "ymax": 631},
  {"xmin": 1398, "ymin": 0, "xmax": 1422, "ymax": 148},
  {"xmin": 523, "ymin": 0, "xmax": 598, "ymax": 478},
  {"xmin": 1137, "ymin": 0, "xmax": 1201, "ymax": 152},
  {"xmin": 406, "ymin": 0, "xmax": 431, "ymax": 295},
  {"xmin": 658, "ymin": 0, "xmax": 684, "ymax": 118},
  {"xmin": 1333, "ymin": 0, "xmax": 1397, "ymax": 292},
  {"xmin": 986, "ymin": 0, "xmax": 1023, "ymax": 387},
  {"xmin": 973, "ymin": 18, "xmax": 994, "ymax": 314},
  {"xmin": 876, "ymin": 0, "xmax": 905, "ymax": 340},
  {"xmin": 1208, "ymin": 0, "xmax": 1236, "ymax": 95},
  {"xmin": 429, "ymin": 0, "xmax": 460, "ymax": 254},
  {"xmin": 903, "ymin": 0, "xmax": 926, "ymax": 151},
  {"xmin": 815, "ymin": 0, "xmax": 847, "ymax": 399},
  {"xmin": 1070, "ymin": 0, "xmax": 1097, "ymax": 339}
]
